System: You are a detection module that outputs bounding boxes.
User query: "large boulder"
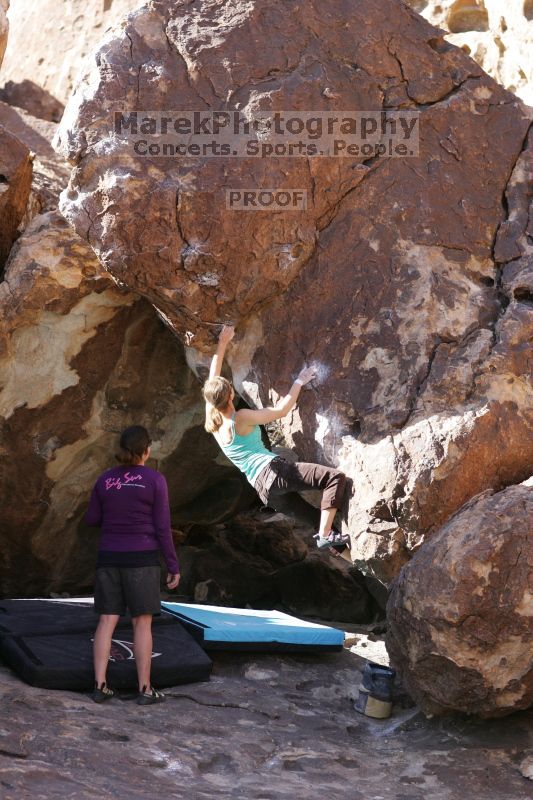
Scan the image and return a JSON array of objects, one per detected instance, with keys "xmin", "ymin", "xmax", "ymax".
[
  {"xmin": 405, "ymin": 1, "xmax": 533, "ymax": 106},
  {"xmin": 0, "ymin": 80, "xmax": 65, "ymax": 124},
  {"xmin": 0, "ymin": 101, "xmax": 71, "ymax": 225},
  {"xmin": 0, "ymin": 0, "xmax": 9, "ymax": 67},
  {"xmin": 177, "ymin": 514, "xmax": 377, "ymax": 622},
  {"xmin": 0, "ymin": 103, "xmax": 247, "ymax": 596},
  {"xmin": 54, "ymin": 0, "xmax": 533, "ymax": 584},
  {"xmin": 386, "ymin": 478, "xmax": 533, "ymax": 718},
  {"xmin": 56, "ymin": 0, "xmax": 525, "ymax": 345},
  {"xmin": 0, "ymin": 0, "xmax": 7, "ymax": 68},
  {"xmin": 0, "ymin": 124, "xmax": 32, "ymax": 276},
  {"xmin": 0, "ymin": 210, "xmax": 248, "ymax": 596}
]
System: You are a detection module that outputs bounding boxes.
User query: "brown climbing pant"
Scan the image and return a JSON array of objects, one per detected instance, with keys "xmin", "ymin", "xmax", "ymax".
[{"xmin": 254, "ymin": 457, "xmax": 346, "ymax": 511}]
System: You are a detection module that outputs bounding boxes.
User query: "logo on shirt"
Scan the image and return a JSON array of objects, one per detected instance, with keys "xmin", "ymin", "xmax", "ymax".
[{"xmin": 105, "ymin": 472, "xmax": 146, "ymax": 491}]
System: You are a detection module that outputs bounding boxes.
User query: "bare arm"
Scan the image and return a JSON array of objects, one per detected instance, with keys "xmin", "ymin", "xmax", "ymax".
[
  {"xmin": 236, "ymin": 366, "xmax": 316, "ymax": 427},
  {"xmin": 209, "ymin": 325, "xmax": 235, "ymax": 379}
]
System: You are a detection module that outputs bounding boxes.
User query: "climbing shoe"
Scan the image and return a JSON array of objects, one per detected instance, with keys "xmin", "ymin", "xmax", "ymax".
[
  {"xmin": 92, "ymin": 682, "xmax": 114, "ymax": 703},
  {"xmin": 137, "ymin": 685, "xmax": 166, "ymax": 705},
  {"xmin": 314, "ymin": 530, "xmax": 351, "ymax": 555}
]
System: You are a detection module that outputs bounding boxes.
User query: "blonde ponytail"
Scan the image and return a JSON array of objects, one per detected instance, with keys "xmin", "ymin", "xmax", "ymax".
[
  {"xmin": 203, "ymin": 377, "xmax": 233, "ymax": 433},
  {"xmin": 205, "ymin": 403, "xmax": 224, "ymax": 433}
]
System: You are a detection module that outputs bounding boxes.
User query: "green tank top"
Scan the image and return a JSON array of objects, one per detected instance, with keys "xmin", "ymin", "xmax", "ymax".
[{"xmin": 215, "ymin": 415, "xmax": 276, "ymax": 487}]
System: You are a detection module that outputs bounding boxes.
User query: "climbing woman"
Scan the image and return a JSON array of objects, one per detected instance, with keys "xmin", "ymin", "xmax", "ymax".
[
  {"xmin": 202, "ymin": 325, "xmax": 350, "ymax": 557},
  {"xmin": 85, "ymin": 425, "xmax": 180, "ymax": 705}
]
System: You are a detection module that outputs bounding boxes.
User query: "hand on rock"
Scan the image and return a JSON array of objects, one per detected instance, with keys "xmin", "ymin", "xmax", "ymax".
[
  {"xmin": 297, "ymin": 366, "xmax": 317, "ymax": 386},
  {"xmin": 218, "ymin": 324, "xmax": 235, "ymax": 345}
]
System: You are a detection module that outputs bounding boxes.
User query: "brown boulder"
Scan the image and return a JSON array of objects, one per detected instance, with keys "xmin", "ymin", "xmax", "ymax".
[
  {"xmin": 0, "ymin": 209, "xmax": 247, "ymax": 596},
  {"xmin": 0, "ymin": 100, "xmax": 71, "ymax": 228},
  {"xmin": 56, "ymin": 0, "xmax": 518, "ymax": 346},
  {"xmin": 55, "ymin": 0, "xmax": 533, "ymax": 584},
  {"xmin": 0, "ymin": 94, "xmax": 252, "ymax": 596},
  {"xmin": 386, "ymin": 478, "xmax": 533, "ymax": 718},
  {"xmin": 273, "ymin": 558, "xmax": 376, "ymax": 622},
  {"xmin": 175, "ymin": 514, "xmax": 377, "ymax": 622},
  {"xmin": 0, "ymin": 0, "xmax": 7, "ymax": 69},
  {"xmin": 0, "ymin": 80, "xmax": 65, "ymax": 124},
  {"xmin": 0, "ymin": 70, "xmax": 253, "ymax": 597},
  {"xmin": 0, "ymin": 124, "xmax": 32, "ymax": 275}
]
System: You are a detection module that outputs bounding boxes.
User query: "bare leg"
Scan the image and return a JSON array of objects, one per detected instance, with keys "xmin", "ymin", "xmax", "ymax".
[
  {"xmin": 132, "ymin": 614, "xmax": 153, "ymax": 692},
  {"xmin": 318, "ymin": 507, "xmax": 337, "ymax": 537},
  {"xmin": 93, "ymin": 614, "xmax": 120, "ymax": 686}
]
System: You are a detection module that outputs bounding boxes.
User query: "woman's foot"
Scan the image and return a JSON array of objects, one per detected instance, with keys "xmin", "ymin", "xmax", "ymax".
[
  {"xmin": 314, "ymin": 530, "xmax": 350, "ymax": 550},
  {"xmin": 93, "ymin": 681, "xmax": 114, "ymax": 703},
  {"xmin": 314, "ymin": 530, "xmax": 351, "ymax": 558},
  {"xmin": 137, "ymin": 685, "xmax": 166, "ymax": 705}
]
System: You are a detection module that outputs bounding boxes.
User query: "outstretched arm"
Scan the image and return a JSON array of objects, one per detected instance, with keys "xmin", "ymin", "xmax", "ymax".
[
  {"xmin": 236, "ymin": 366, "xmax": 317, "ymax": 426},
  {"xmin": 209, "ymin": 325, "xmax": 235, "ymax": 379}
]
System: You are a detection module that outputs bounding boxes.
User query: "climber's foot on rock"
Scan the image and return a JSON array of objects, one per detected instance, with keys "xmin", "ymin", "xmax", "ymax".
[{"xmin": 314, "ymin": 530, "xmax": 351, "ymax": 557}]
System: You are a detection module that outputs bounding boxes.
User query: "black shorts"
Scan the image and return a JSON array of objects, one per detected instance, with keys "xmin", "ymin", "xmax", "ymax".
[{"xmin": 94, "ymin": 566, "xmax": 161, "ymax": 617}]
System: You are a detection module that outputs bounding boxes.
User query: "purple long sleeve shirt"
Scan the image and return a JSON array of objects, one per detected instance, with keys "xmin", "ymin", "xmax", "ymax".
[{"xmin": 85, "ymin": 465, "xmax": 180, "ymax": 574}]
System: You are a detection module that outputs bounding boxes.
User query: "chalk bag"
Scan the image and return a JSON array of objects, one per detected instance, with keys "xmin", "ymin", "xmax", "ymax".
[{"xmin": 354, "ymin": 661, "xmax": 396, "ymax": 719}]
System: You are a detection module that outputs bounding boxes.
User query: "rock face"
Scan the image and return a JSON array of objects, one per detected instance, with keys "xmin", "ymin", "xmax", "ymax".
[
  {"xmin": 0, "ymin": 0, "xmax": 7, "ymax": 68},
  {"xmin": 405, "ymin": 1, "xmax": 533, "ymax": 106},
  {"xmin": 177, "ymin": 513, "xmax": 377, "ymax": 622},
  {"xmin": 0, "ymin": 104, "xmax": 247, "ymax": 597},
  {"xmin": 0, "ymin": 105, "xmax": 364, "ymax": 619},
  {"xmin": 0, "ymin": 0, "xmax": 140, "ymax": 110},
  {"xmin": 386, "ymin": 478, "xmax": 533, "ymax": 718},
  {"xmin": 0, "ymin": 207, "xmax": 235, "ymax": 596},
  {"xmin": 0, "ymin": 206, "xmax": 258, "ymax": 595},
  {"xmin": 0, "ymin": 101, "xmax": 71, "ymax": 223},
  {"xmin": 0, "ymin": 80, "xmax": 65, "ymax": 124},
  {"xmin": 0, "ymin": 125, "xmax": 32, "ymax": 276},
  {"xmin": 55, "ymin": 0, "xmax": 533, "ymax": 584},
  {"xmin": 0, "ymin": 2, "xmax": 376, "ymax": 625}
]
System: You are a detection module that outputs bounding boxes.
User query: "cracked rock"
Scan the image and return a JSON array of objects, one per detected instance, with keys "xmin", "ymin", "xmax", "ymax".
[{"xmin": 53, "ymin": 0, "xmax": 533, "ymax": 587}]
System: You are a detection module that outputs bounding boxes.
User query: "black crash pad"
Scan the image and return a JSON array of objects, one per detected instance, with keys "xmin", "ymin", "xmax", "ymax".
[
  {"xmin": 0, "ymin": 599, "xmax": 100, "ymax": 637},
  {"xmin": 0, "ymin": 600, "xmax": 212, "ymax": 690}
]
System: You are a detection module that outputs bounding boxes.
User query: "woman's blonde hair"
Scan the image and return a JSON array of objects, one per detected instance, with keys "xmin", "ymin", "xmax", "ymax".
[{"xmin": 202, "ymin": 377, "xmax": 233, "ymax": 433}]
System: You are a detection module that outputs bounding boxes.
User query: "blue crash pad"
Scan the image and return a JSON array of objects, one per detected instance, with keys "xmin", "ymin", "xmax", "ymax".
[{"xmin": 161, "ymin": 603, "xmax": 344, "ymax": 652}]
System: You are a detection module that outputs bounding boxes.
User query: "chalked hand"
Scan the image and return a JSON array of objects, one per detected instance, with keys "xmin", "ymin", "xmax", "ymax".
[
  {"xmin": 218, "ymin": 324, "xmax": 235, "ymax": 345},
  {"xmin": 297, "ymin": 366, "xmax": 317, "ymax": 385}
]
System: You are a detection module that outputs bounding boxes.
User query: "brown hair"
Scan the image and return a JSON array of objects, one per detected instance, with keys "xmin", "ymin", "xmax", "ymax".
[
  {"xmin": 202, "ymin": 377, "xmax": 233, "ymax": 433},
  {"xmin": 115, "ymin": 425, "xmax": 152, "ymax": 465}
]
